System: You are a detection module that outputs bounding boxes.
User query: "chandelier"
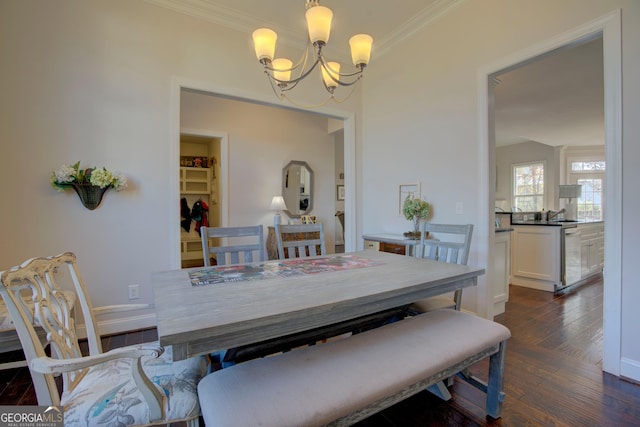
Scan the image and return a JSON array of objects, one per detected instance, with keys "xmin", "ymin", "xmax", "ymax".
[{"xmin": 252, "ymin": 0, "xmax": 373, "ymax": 106}]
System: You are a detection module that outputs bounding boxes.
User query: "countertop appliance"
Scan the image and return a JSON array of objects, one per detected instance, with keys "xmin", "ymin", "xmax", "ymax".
[{"xmin": 559, "ymin": 226, "xmax": 581, "ymax": 292}]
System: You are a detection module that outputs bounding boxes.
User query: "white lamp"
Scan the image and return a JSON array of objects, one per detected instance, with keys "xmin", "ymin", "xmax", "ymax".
[
  {"xmin": 270, "ymin": 196, "xmax": 288, "ymax": 225},
  {"xmin": 558, "ymin": 184, "xmax": 582, "ymax": 220}
]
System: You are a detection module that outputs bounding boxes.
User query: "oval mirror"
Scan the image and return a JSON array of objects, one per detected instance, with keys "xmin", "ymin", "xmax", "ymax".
[{"xmin": 282, "ymin": 160, "xmax": 313, "ymax": 218}]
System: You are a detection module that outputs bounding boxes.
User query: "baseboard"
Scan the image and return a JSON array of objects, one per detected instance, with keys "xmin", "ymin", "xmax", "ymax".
[
  {"xmin": 75, "ymin": 313, "xmax": 158, "ymax": 340},
  {"xmin": 620, "ymin": 357, "xmax": 640, "ymax": 383}
]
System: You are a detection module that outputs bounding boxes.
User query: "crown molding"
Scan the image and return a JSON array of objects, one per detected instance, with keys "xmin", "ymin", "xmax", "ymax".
[
  {"xmin": 374, "ymin": 0, "xmax": 467, "ymax": 57},
  {"xmin": 145, "ymin": 0, "xmax": 465, "ymax": 59},
  {"xmin": 145, "ymin": 0, "xmax": 306, "ymax": 48}
]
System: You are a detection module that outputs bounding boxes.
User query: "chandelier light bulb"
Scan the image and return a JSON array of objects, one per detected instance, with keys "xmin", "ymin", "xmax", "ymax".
[
  {"xmin": 321, "ymin": 61, "xmax": 341, "ymax": 89},
  {"xmin": 305, "ymin": 5, "xmax": 333, "ymax": 45},
  {"xmin": 272, "ymin": 58, "xmax": 293, "ymax": 84},
  {"xmin": 349, "ymin": 34, "xmax": 373, "ymax": 67},
  {"xmin": 252, "ymin": 28, "xmax": 277, "ymax": 63}
]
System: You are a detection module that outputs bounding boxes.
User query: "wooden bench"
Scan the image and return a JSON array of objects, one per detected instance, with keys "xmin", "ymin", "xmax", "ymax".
[{"xmin": 197, "ymin": 309, "xmax": 511, "ymax": 426}]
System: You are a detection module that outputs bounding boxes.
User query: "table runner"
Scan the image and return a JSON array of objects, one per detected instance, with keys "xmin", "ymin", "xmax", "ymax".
[{"xmin": 189, "ymin": 255, "xmax": 380, "ymax": 286}]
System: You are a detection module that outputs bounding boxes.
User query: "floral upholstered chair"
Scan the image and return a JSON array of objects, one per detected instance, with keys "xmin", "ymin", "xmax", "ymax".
[{"xmin": 0, "ymin": 252, "xmax": 207, "ymax": 426}]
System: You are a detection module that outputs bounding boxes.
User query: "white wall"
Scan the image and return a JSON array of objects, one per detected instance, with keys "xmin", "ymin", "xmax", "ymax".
[
  {"xmin": 180, "ymin": 91, "xmax": 337, "ymax": 249},
  {"xmin": 361, "ymin": 0, "xmax": 640, "ymax": 379},
  {"xmin": 0, "ymin": 0, "xmax": 360, "ymax": 335}
]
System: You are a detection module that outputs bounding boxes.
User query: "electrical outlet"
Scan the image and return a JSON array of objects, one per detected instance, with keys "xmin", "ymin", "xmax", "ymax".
[
  {"xmin": 128, "ymin": 284, "xmax": 140, "ymax": 300},
  {"xmin": 455, "ymin": 202, "xmax": 463, "ymax": 214}
]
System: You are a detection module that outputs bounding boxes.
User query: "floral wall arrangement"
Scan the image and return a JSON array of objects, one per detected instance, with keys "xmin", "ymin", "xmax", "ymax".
[{"xmin": 51, "ymin": 161, "xmax": 127, "ymax": 210}]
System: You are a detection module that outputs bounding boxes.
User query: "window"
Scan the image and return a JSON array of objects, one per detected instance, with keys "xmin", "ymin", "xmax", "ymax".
[
  {"xmin": 570, "ymin": 161, "xmax": 605, "ymax": 221},
  {"xmin": 571, "ymin": 161, "xmax": 605, "ymax": 171},
  {"xmin": 513, "ymin": 162, "xmax": 544, "ymax": 211}
]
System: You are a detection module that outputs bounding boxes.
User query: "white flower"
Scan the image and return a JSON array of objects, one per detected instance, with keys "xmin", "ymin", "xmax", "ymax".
[
  {"xmin": 113, "ymin": 173, "xmax": 128, "ymax": 191},
  {"xmin": 51, "ymin": 161, "xmax": 127, "ymax": 193},
  {"xmin": 89, "ymin": 167, "xmax": 115, "ymax": 188},
  {"xmin": 53, "ymin": 165, "xmax": 76, "ymax": 184}
]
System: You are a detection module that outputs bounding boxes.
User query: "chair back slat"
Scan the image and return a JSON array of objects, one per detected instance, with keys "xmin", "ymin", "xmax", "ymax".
[
  {"xmin": 0, "ymin": 252, "xmax": 94, "ymax": 405},
  {"xmin": 275, "ymin": 223, "xmax": 326, "ymax": 259},
  {"xmin": 201, "ymin": 225, "xmax": 265, "ymax": 266},
  {"xmin": 418, "ymin": 223, "xmax": 474, "ymax": 266},
  {"xmin": 416, "ymin": 223, "xmax": 474, "ymax": 310}
]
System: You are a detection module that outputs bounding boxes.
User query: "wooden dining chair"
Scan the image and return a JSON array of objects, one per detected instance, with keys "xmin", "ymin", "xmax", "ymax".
[
  {"xmin": 200, "ymin": 225, "xmax": 265, "ymax": 266},
  {"xmin": 411, "ymin": 223, "xmax": 474, "ymax": 312},
  {"xmin": 0, "ymin": 290, "xmax": 76, "ymax": 371},
  {"xmin": 0, "ymin": 252, "xmax": 207, "ymax": 426},
  {"xmin": 275, "ymin": 222, "xmax": 326, "ymax": 259}
]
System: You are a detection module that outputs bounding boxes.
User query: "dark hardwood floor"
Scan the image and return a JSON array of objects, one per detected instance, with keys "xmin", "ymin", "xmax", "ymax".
[{"xmin": 2, "ymin": 275, "xmax": 640, "ymax": 426}]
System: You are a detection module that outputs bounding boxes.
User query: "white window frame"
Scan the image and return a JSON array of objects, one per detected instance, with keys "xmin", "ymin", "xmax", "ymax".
[
  {"xmin": 512, "ymin": 160, "xmax": 545, "ymax": 212},
  {"xmin": 565, "ymin": 152, "xmax": 605, "ymax": 221}
]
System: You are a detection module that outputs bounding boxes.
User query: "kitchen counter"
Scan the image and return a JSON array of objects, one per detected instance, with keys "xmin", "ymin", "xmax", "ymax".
[
  {"xmin": 510, "ymin": 220, "xmax": 604, "ymax": 293},
  {"xmin": 495, "ymin": 227, "xmax": 513, "ymax": 233},
  {"xmin": 510, "ymin": 219, "xmax": 603, "ymax": 227}
]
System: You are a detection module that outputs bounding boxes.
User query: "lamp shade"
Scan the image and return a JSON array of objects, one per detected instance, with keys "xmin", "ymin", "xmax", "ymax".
[
  {"xmin": 252, "ymin": 28, "xmax": 277, "ymax": 62},
  {"xmin": 321, "ymin": 61, "xmax": 340, "ymax": 89},
  {"xmin": 305, "ymin": 5, "xmax": 333, "ymax": 44},
  {"xmin": 270, "ymin": 196, "xmax": 287, "ymax": 211},
  {"xmin": 349, "ymin": 34, "xmax": 373, "ymax": 66},
  {"xmin": 272, "ymin": 58, "xmax": 293, "ymax": 82},
  {"xmin": 558, "ymin": 184, "xmax": 582, "ymax": 199}
]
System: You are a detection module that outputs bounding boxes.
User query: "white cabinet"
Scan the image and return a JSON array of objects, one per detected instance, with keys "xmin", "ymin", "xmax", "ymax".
[
  {"xmin": 579, "ymin": 223, "xmax": 604, "ymax": 278},
  {"xmin": 493, "ymin": 231, "xmax": 511, "ymax": 316},
  {"xmin": 510, "ymin": 226, "xmax": 561, "ymax": 292},
  {"xmin": 180, "ymin": 167, "xmax": 211, "ymax": 194}
]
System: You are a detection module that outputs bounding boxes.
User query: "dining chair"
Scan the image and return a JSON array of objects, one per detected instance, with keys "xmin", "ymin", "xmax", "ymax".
[
  {"xmin": 0, "ymin": 290, "xmax": 76, "ymax": 371},
  {"xmin": 200, "ymin": 225, "xmax": 265, "ymax": 266},
  {"xmin": 275, "ymin": 222, "xmax": 326, "ymax": 259},
  {"xmin": 0, "ymin": 252, "xmax": 207, "ymax": 426},
  {"xmin": 411, "ymin": 223, "xmax": 474, "ymax": 312}
]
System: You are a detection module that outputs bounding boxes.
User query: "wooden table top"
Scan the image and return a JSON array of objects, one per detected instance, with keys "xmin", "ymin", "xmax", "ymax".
[{"xmin": 152, "ymin": 250, "xmax": 485, "ymax": 361}]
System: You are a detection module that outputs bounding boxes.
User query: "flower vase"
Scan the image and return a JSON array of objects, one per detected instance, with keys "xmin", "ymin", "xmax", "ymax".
[
  {"xmin": 71, "ymin": 183, "xmax": 109, "ymax": 210},
  {"xmin": 402, "ymin": 218, "xmax": 419, "ymax": 239}
]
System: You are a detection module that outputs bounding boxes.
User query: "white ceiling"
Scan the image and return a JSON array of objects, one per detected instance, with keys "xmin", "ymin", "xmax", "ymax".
[
  {"xmin": 148, "ymin": 0, "xmax": 605, "ymax": 148},
  {"xmin": 494, "ymin": 37, "xmax": 604, "ymax": 147}
]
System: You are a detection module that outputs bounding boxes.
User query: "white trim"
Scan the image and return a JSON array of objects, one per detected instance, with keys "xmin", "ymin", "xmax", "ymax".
[
  {"xmin": 170, "ymin": 77, "xmax": 358, "ymax": 262},
  {"xmin": 478, "ymin": 11, "xmax": 622, "ymax": 375},
  {"xmin": 374, "ymin": 0, "xmax": 466, "ymax": 57},
  {"xmin": 620, "ymin": 358, "xmax": 640, "ymax": 382}
]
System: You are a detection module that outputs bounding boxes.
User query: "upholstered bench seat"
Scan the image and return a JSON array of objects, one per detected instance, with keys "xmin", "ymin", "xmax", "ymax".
[{"xmin": 198, "ymin": 309, "xmax": 511, "ymax": 427}]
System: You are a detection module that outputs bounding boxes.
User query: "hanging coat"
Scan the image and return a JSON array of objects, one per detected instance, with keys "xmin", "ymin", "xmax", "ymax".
[{"xmin": 180, "ymin": 197, "xmax": 191, "ymax": 232}]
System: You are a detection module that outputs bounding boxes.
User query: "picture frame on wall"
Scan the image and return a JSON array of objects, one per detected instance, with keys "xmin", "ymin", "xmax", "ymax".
[
  {"xmin": 337, "ymin": 185, "xmax": 345, "ymax": 201},
  {"xmin": 399, "ymin": 183, "xmax": 421, "ymax": 214}
]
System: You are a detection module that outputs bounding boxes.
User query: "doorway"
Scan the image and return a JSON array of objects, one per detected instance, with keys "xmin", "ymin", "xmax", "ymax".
[
  {"xmin": 480, "ymin": 11, "xmax": 621, "ymax": 375},
  {"xmin": 178, "ymin": 132, "xmax": 223, "ymax": 268},
  {"xmin": 171, "ymin": 82, "xmax": 357, "ymax": 269}
]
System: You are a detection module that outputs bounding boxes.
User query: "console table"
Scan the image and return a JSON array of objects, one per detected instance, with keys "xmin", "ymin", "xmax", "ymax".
[{"xmin": 362, "ymin": 233, "xmax": 421, "ymax": 256}]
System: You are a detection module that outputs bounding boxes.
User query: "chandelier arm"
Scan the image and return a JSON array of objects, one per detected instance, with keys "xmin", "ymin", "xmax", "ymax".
[
  {"xmin": 319, "ymin": 57, "xmax": 364, "ymax": 87},
  {"xmin": 327, "ymin": 84, "xmax": 358, "ymax": 104},
  {"xmin": 265, "ymin": 57, "xmax": 321, "ymax": 86},
  {"xmin": 281, "ymin": 93, "xmax": 335, "ymax": 109},
  {"xmin": 265, "ymin": 70, "xmax": 287, "ymax": 100}
]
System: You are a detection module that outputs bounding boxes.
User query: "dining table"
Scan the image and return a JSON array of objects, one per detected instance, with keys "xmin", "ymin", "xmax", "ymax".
[{"xmin": 151, "ymin": 250, "xmax": 485, "ymax": 361}]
